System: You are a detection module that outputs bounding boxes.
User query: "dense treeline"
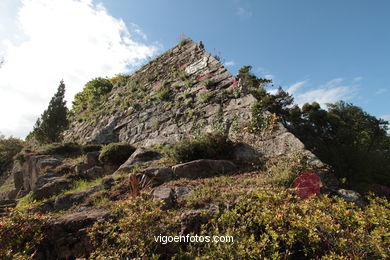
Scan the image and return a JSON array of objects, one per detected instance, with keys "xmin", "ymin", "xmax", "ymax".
[{"xmin": 239, "ymin": 66, "xmax": 390, "ymax": 189}]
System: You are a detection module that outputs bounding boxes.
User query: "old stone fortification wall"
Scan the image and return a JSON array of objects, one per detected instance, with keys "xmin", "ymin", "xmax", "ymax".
[{"xmin": 63, "ymin": 39, "xmax": 323, "ymax": 168}]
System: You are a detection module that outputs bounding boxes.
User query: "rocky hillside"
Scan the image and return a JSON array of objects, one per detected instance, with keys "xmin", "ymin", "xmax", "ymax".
[
  {"xmin": 63, "ymin": 39, "xmax": 322, "ymax": 166},
  {"xmin": 0, "ymin": 39, "xmax": 389, "ymax": 259}
]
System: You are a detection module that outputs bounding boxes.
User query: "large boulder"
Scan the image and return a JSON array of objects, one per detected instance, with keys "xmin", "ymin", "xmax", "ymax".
[
  {"xmin": 54, "ymin": 186, "xmax": 99, "ymax": 211},
  {"xmin": 33, "ymin": 177, "xmax": 72, "ymax": 200},
  {"xmin": 141, "ymin": 167, "xmax": 173, "ymax": 185},
  {"xmin": 84, "ymin": 151, "xmax": 100, "ymax": 168},
  {"xmin": 116, "ymin": 148, "xmax": 163, "ymax": 173},
  {"xmin": 179, "ymin": 205, "xmax": 219, "ymax": 235},
  {"xmin": 172, "ymin": 159, "xmax": 237, "ymax": 179},
  {"xmin": 22, "ymin": 155, "xmax": 63, "ymax": 192},
  {"xmin": 152, "ymin": 187, "xmax": 175, "ymax": 209},
  {"xmin": 83, "ymin": 166, "xmax": 105, "ymax": 180},
  {"xmin": 35, "ymin": 208, "xmax": 109, "ymax": 260},
  {"xmin": 232, "ymin": 143, "xmax": 260, "ymax": 164},
  {"xmin": 12, "ymin": 162, "xmax": 24, "ymax": 190}
]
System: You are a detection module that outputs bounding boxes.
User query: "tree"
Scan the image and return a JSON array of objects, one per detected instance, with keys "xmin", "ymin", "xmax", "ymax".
[
  {"xmin": 0, "ymin": 135, "xmax": 24, "ymax": 174},
  {"xmin": 30, "ymin": 80, "xmax": 69, "ymax": 144},
  {"xmin": 72, "ymin": 77, "xmax": 113, "ymax": 112},
  {"xmin": 286, "ymin": 101, "xmax": 390, "ymax": 187}
]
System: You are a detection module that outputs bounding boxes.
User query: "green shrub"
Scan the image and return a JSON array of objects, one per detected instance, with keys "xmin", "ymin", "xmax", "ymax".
[
  {"xmin": 0, "ymin": 209, "xmax": 48, "ymax": 258},
  {"xmin": 81, "ymin": 144, "xmax": 102, "ymax": 154},
  {"xmin": 72, "ymin": 77, "xmax": 113, "ymax": 112},
  {"xmin": 180, "ymin": 191, "xmax": 390, "ymax": 259},
  {"xmin": 185, "ymin": 80, "xmax": 193, "ymax": 88},
  {"xmin": 99, "ymin": 142, "xmax": 136, "ymax": 165},
  {"xmin": 199, "ymin": 91, "xmax": 213, "ymax": 103},
  {"xmin": 35, "ymin": 142, "xmax": 81, "ymax": 157},
  {"xmin": 202, "ymin": 79, "xmax": 215, "ymax": 89},
  {"xmin": 167, "ymin": 132, "xmax": 234, "ymax": 163},
  {"xmin": 88, "ymin": 196, "xmax": 180, "ymax": 259},
  {"xmin": 156, "ymin": 88, "xmax": 170, "ymax": 101},
  {"xmin": 0, "ymin": 136, "xmax": 24, "ymax": 173},
  {"xmin": 265, "ymin": 153, "xmax": 310, "ymax": 187}
]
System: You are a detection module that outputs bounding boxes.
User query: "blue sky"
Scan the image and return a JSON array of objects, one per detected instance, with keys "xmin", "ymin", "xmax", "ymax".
[{"xmin": 0, "ymin": 0, "xmax": 389, "ymax": 138}]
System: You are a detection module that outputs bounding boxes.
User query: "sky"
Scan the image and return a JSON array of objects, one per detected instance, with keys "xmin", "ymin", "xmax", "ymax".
[{"xmin": 0, "ymin": 0, "xmax": 389, "ymax": 138}]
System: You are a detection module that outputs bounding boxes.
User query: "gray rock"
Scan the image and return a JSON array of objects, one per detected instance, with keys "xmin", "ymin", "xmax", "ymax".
[
  {"xmin": 84, "ymin": 151, "xmax": 100, "ymax": 168},
  {"xmin": 37, "ymin": 157, "xmax": 62, "ymax": 170},
  {"xmin": 12, "ymin": 163, "xmax": 24, "ymax": 190},
  {"xmin": 84, "ymin": 166, "xmax": 105, "ymax": 180},
  {"xmin": 74, "ymin": 162, "xmax": 89, "ymax": 175},
  {"xmin": 142, "ymin": 167, "xmax": 173, "ymax": 185},
  {"xmin": 33, "ymin": 177, "xmax": 72, "ymax": 200},
  {"xmin": 233, "ymin": 143, "xmax": 260, "ymax": 163},
  {"xmin": 179, "ymin": 206, "xmax": 218, "ymax": 235},
  {"xmin": 37, "ymin": 208, "xmax": 109, "ymax": 260},
  {"xmin": 337, "ymin": 189, "xmax": 366, "ymax": 207},
  {"xmin": 152, "ymin": 187, "xmax": 175, "ymax": 209},
  {"xmin": 172, "ymin": 159, "xmax": 237, "ymax": 179},
  {"xmin": 173, "ymin": 186, "xmax": 192, "ymax": 199},
  {"xmin": 117, "ymin": 148, "xmax": 163, "ymax": 172},
  {"xmin": 54, "ymin": 186, "xmax": 99, "ymax": 211},
  {"xmin": 35, "ymin": 172, "xmax": 62, "ymax": 189}
]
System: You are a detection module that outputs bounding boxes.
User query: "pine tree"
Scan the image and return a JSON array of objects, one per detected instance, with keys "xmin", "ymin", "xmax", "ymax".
[{"xmin": 31, "ymin": 80, "xmax": 69, "ymax": 144}]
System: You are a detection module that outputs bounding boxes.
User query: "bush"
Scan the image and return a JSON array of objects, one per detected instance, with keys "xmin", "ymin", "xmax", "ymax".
[
  {"xmin": 180, "ymin": 191, "xmax": 390, "ymax": 259},
  {"xmin": 0, "ymin": 136, "xmax": 24, "ymax": 174},
  {"xmin": 265, "ymin": 153, "xmax": 310, "ymax": 187},
  {"xmin": 35, "ymin": 142, "xmax": 81, "ymax": 157},
  {"xmin": 99, "ymin": 142, "xmax": 136, "ymax": 165},
  {"xmin": 72, "ymin": 77, "xmax": 113, "ymax": 112},
  {"xmin": 88, "ymin": 196, "xmax": 180, "ymax": 259},
  {"xmin": 81, "ymin": 144, "xmax": 102, "ymax": 154},
  {"xmin": 0, "ymin": 210, "xmax": 48, "ymax": 258},
  {"xmin": 167, "ymin": 132, "xmax": 234, "ymax": 163}
]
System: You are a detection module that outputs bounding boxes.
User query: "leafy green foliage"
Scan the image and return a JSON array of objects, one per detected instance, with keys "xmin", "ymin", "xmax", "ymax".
[
  {"xmin": 72, "ymin": 77, "xmax": 113, "ymax": 112},
  {"xmin": 167, "ymin": 132, "xmax": 234, "ymax": 163},
  {"xmin": 98, "ymin": 142, "xmax": 136, "ymax": 165},
  {"xmin": 0, "ymin": 136, "xmax": 24, "ymax": 174},
  {"xmin": 180, "ymin": 191, "xmax": 390, "ymax": 259},
  {"xmin": 88, "ymin": 196, "xmax": 180, "ymax": 259},
  {"xmin": 35, "ymin": 142, "xmax": 81, "ymax": 157},
  {"xmin": 238, "ymin": 65, "xmax": 272, "ymax": 91},
  {"xmin": 199, "ymin": 91, "xmax": 213, "ymax": 103},
  {"xmin": 0, "ymin": 210, "xmax": 48, "ymax": 258},
  {"xmin": 80, "ymin": 144, "xmax": 102, "ymax": 154},
  {"xmin": 265, "ymin": 153, "xmax": 310, "ymax": 187},
  {"xmin": 29, "ymin": 80, "xmax": 69, "ymax": 144},
  {"xmin": 287, "ymin": 101, "xmax": 390, "ymax": 188}
]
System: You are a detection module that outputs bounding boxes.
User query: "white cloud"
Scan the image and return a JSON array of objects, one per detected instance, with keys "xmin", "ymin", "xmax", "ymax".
[
  {"xmin": 286, "ymin": 80, "xmax": 307, "ymax": 94},
  {"xmin": 236, "ymin": 7, "xmax": 252, "ymax": 18},
  {"xmin": 0, "ymin": 0, "xmax": 159, "ymax": 138},
  {"xmin": 224, "ymin": 60, "xmax": 235, "ymax": 67},
  {"xmin": 353, "ymin": 76, "xmax": 363, "ymax": 82},
  {"xmin": 375, "ymin": 88, "xmax": 388, "ymax": 95},
  {"xmin": 284, "ymin": 78, "xmax": 356, "ymax": 108}
]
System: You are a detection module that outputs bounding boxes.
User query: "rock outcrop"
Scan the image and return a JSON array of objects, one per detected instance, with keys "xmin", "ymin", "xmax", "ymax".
[{"xmin": 62, "ymin": 38, "xmax": 325, "ymax": 173}]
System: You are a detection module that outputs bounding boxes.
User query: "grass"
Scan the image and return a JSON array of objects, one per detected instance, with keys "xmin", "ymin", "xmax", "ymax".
[
  {"xmin": 59, "ymin": 177, "xmax": 103, "ymax": 196},
  {"xmin": 15, "ymin": 192, "xmax": 43, "ymax": 212},
  {"xmin": 199, "ymin": 91, "xmax": 213, "ymax": 103}
]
